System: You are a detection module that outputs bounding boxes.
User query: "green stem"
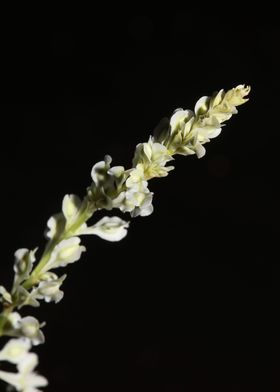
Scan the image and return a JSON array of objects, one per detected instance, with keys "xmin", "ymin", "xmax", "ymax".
[
  {"xmin": 23, "ymin": 241, "xmax": 57, "ymax": 289},
  {"xmin": 0, "ymin": 200, "xmax": 96, "ymax": 335},
  {"xmin": 0, "ymin": 307, "xmax": 13, "ymax": 337},
  {"xmin": 0, "ymin": 315, "xmax": 6, "ymax": 337},
  {"xmin": 23, "ymin": 199, "xmax": 95, "ymax": 290}
]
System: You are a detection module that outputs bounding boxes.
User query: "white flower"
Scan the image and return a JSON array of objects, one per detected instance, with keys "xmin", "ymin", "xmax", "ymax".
[
  {"xmin": 89, "ymin": 156, "xmax": 128, "ymax": 211},
  {"xmin": 0, "ymin": 339, "xmax": 48, "ymax": 391},
  {"xmin": 0, "ymin": 338, "xmax": 31, "ymax": 364},
  {"xmin": 130, "ymin": 191, "xmax": 154, "ymax": 217},
  {"xmin": 120, "ymin": 162, "xmax": 155, "ymax": 217},
  {"xmin": 126, "ymin": 164, "xmax": 146, "ymax": 188},
  {"xmin": 143, "ymin": 138, "xmax": 169, "ymax": 162},
  {"xmin": 19, "ymin": 317, "xmax": 45, "ymax": 346},
  {"xmin": 39, "ymin": 237, "xmax": 86, "ymax": 274},
  {"xmin": 115, "ymin": 170, "xmax": 155, "ymax": 217},
  {"xmin": 167, "ymin": 109, "xmax": 197, "ymax": 156},
  {"xmin": 122, "ymin": 182, "xmax": 154, "ymax": 217},
  {"xmin": 4, "ymin": 313, "xmax": 45, "ymax": 345},
  {"xmin": 133, "ymin": 137, "xmax": 174, "ymax": 179},
  {"xmin": 78, "ymin": 216, "xmax": 129, "ymax": 242},
  {"xmin": 35, "ymin": 274, "xmax": 66, "ymax": 303},
  {"xmin": 13, "ymin": 249, "xmax": 37, "ymax": 286}
]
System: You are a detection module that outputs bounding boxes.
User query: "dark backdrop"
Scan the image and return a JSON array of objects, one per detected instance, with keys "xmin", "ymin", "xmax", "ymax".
[{"xmin": 0, "ymin": 7, "xmax": 278, "ymax": 392}]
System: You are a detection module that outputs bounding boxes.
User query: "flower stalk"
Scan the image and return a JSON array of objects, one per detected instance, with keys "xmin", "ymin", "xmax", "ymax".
[{"xmin": 0, "ymin": 85, "xmax": 250, "ymax": 391}]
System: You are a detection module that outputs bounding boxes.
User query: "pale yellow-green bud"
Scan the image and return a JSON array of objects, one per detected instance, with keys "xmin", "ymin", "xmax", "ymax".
[
  {"xmin": 166, "ymin": 84, "xmax": 250, "ymax": 157},
  {"xmin": 223, "ymin": 84, "xmax": 251, "ymax": 106},
  {"xmin": 132, "ymin": 137, "xmax": 174, "ymax": 180}
]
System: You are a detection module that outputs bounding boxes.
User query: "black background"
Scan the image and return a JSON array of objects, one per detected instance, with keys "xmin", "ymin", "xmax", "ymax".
[{"xmin": 0, "ymin": 6, "xmax": 279, "ymax": 392}]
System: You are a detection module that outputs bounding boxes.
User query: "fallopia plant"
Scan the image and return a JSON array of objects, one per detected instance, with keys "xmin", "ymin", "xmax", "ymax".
[{"xmin": 0, "ymin": 85, "xmax": 250, "ymax": 391}]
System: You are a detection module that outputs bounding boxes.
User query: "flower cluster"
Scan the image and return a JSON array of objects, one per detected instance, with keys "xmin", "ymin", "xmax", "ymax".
[
  {"xmin": 0, "ymin": 85, "xmax": 250, "ymax": 390},
  {"xmin": 0, "ymin": 338, "xmax": 48, "ymax": 391},
  {"xmin": 88, "ymin": 155, "xmax": 154, "ymax": 217},
  {"xmin": 88, "ymin": 85, "xmax": 250, "ymax": 218},
  {"xmin": 0, "ymin": 195, "xmax": 129, "ymax": 391},
  {"xmin": 88, "ymin": 138, "xmax": 174, "ymax": 217},
  {"xmin": 1, "ymin": 312, "xmax": 45, "ymax": 345},
  {"xmin": 158, "ymin": 84, "xmax": 251, "ymax": 158}
]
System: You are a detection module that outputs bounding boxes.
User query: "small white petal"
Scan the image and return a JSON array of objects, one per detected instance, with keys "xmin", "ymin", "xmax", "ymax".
[
  {"xmin": 126, "ymin": 164, "xmax": 146, "ymax": 188},
  {"xmin": 107, "ymin": 166, "xmax": 125, "ymax": 177},
  {"xmin": 14, "ymin": 249, "xmax": 29, "ymax": 264},
  {"xmin": 82, "ymin": 216, "xmax": 129, "ymax": 242},
  {"xmin": 7, "ymin": 312, "xmax": 22, "ymax": 328},
  {"xmin": 91, "ymin": 155, "xmax": 112, "ymax": 184},
  {"xmin": 0, "ymin": 370, "xmax": 21, "ymax": 389},
  {"xmin": 13, "ymin": 248, "xmax": 37, "ymax": 284},
  {"xmin": 46, "ymin": 216, "xmax": 57, "ymax": 239},
  {"xmin": 210, "ymin": 89, "xmax": 224, "ymax": 108},
  {"xmin": 138, "ymin": 204, "xmax": 154, "ymax": 217},
  {"xmin": 40, "ymin": 238, "xmax": 85, "ymax": 274},
  {"xmin": 170, "ymin": 109, "xmax": 193, "ymax": 132},
  {"xmin": 36, "ymin": 274, "xmax": 66, "ymax": 304},
  {"xmin": 143, "ymin": 143, "xmax": 153, "ymax": 161},
  {"xmin": 196, "ymin": 125, "xmax": 222, "ymax": 140},
  {"xmin": 45, "ymin": 213, "xmax": 65, "ymax": 240},
  {"xmin": 24, "ymin": 372, "xmax": 48, "ymax": 390},
  {"xmin": 176, "ymin": 145, "xmax": 196, "ymax": 156},
  {"xmin": 195, "ymin": 143, "xmax": 206, "ymax": 158},
  {"xmin": 62, "ymin": 194, "xmax": 81, "ymax": 221},
  {"xmin": 91, "ymin": 160, "xmax": 106, "ymax": 183},
  {"xmin": 208, "ymin": 127, "xmax": 222, "ymax": 139},
  {"xmin": 194, "ymin": 96, "xmax": 210, "ymax": 115}
]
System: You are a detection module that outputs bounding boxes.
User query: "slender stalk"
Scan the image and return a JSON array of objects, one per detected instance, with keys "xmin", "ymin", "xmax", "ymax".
[
  {"xmin": 22, "ymin": 241, "xmax": 57, "ymax": 290},
  {"xmin": 0, "ymin": 307, "xmax": 13, "ymax": 337},
  {"xmin": 23, "ymin": 200, "xmax": 95, "ymax": 291}
]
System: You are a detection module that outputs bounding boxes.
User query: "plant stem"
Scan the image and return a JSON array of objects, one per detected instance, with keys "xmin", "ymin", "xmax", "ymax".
[
  {"xmin": 0, "ymin": 307, "xmax": 13, "ymax": 337},
  {"xmin": 22, "ymin": 199, "xmax": 95, "ymax": 290}
]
